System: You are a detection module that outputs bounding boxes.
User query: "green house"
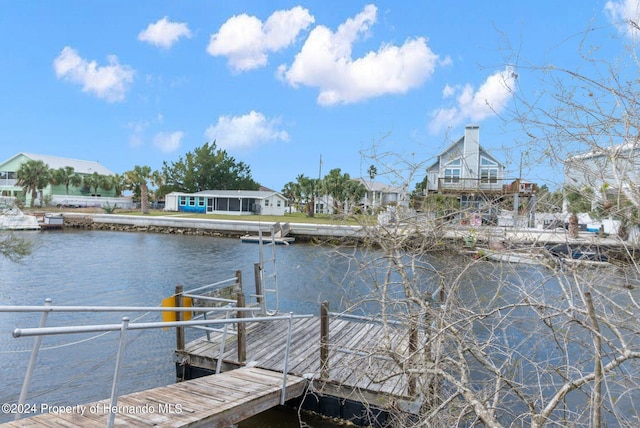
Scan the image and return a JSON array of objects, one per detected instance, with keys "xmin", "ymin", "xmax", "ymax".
[{"xmin": 0, "ymin": 152, "xmax": 116, "ymax": 206}]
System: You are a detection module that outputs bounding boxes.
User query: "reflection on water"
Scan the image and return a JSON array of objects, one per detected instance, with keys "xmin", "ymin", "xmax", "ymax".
[
  {"xmin": 0, "ymin": 229, "xmax": 367, "ymax": 425},
  {"xmin": 1, "ymin": 229, "xmax": 638, "ymax": 425}
]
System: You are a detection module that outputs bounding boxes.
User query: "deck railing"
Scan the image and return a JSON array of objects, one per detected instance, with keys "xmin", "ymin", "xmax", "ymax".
[{"xmin": 1, "ymin": 278, "xmax": 312, "ymax": 427}]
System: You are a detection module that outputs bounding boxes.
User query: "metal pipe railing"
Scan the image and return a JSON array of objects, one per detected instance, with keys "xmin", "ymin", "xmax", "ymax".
[
  {"xmin": 0, "ymin": 305, "xmax": 256, "ymax": 313},
  {"xmin": 15, "ymin": 299, "xmax": 51, "ymax": 421},
  {"xmin": 183, "ymin": 277, "xmax": 237, "ymax": 295},
  {"xmin": 13, "ymin": 314, "xmax": 312, "ymax": 338},
  {"xmin": 7, "ymin": 300, "xmax": 312, "ymax": 427}
]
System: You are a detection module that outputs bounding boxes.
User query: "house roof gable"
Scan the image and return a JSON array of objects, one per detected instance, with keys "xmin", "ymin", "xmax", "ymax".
[
  {"xmin": 0, "ymin": 152, "xmax": 115, "ymax": 175},
  {"xmin": 426, "ymin": 135, "xmax": 504, "ymax": 171},
  {"xmin": 170, "ymin": 190, "xmax": 286, "ymax": 200}
]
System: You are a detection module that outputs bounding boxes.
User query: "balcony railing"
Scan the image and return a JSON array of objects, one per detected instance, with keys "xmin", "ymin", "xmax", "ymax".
[{"xmin": 435, "ymin": 178, "xmax": 535, "ymax": 195}]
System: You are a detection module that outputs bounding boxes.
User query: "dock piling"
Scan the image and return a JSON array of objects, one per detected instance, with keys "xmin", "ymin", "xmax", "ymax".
[
  {"xmin": 320, "ymin": 301, "xmax": 329, "ymax": 380},
  {"xmin": 175, "ymin": 285, "xmax": 184, "ymax": 351},
  {"xmin": 236, "ymin": 270, "xmax": 246, "ymax": 363}
]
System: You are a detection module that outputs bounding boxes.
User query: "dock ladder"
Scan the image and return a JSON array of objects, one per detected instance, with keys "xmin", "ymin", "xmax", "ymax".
[{"xmin": 256, "ymin": 223, "xmax": 281, "ymax": 315}]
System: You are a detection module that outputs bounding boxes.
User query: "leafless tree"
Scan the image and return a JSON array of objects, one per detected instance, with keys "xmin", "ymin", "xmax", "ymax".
[{"xmin": 313, "ymin": 23, "xmax": 640, "ymax": 423}]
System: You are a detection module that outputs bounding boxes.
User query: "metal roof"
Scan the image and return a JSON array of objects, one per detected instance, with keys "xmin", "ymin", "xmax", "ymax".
[
  {"xmin": 18, "ymin": 153, "xmax": 115, "ymax": 175},
  {"xmin": 169, "ymin": 190, "xmax": 284, "ymax": 199}
]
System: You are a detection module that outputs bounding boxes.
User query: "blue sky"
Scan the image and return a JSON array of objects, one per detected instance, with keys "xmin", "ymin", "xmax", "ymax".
[{"xmin": 0, "ymin": 1, "xmax": 637, "ymax": 192}]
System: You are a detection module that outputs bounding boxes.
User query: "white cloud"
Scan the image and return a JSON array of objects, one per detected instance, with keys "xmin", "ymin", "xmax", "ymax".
[
  {"xmin": 442, "ymin": 84, "xmax": 457, "ymax": 98},
  {"xmin": 204, "ymin": 111, "xmax": 290, "ymax": 150},
  {"xmin": 53, "ymin": 46, "xmax": 134, "ymax": 102},
  {"xmin": 428, "ymin": 67, "xmax": 516, "ymax": 134},
  {"xmin": 278, "ymin": 4, "xmax": 439, "ymax": 105},
  {"xmin": 604, "ymin": 0, "xmax": 640, "ymax": 37},
  {"xmin": 207, "ymin": 6, "xmax": 314, "ymax": 72},
  {"xmin": 153, "ymin": 131, "xmax": 184, "ymax": 153},
  {"xmin": 139, "ymin": 17, "xmax": 192, "ymax": 49}
]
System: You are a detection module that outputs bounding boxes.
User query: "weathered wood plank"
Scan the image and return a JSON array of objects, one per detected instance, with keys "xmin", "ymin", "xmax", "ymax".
[
  {"xmin": 178, "ymin": 316, "xmax": 420, "ymax": 410},
  {"xmin": 0, "ymin": 367, "xmax": 306, "ymax": 428}
]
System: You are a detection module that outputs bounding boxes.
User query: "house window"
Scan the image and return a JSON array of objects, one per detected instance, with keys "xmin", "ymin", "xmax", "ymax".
[
  {"xmin": 443, "ymin": 159, "xmax": 461, "ymax": 183},
  {"xmin": 189, "ymin": 197, "xmax": 195, "ymax": 206},
  {"xmin": 265, "ymin": 199, "xmax": 270, "ymax": 207},
  {"xmin": 480, "ymin": 157, "xmax": 498, "ymax": 183},
  {"xmin": 444, "ymin": 168, "xmax": 460, "ymax": 183},
  {"xmin": 481, "ymin": 168, "xmax": 498, "ymax": 183},
  {"xmin": 277, "ymin": 200, "xmax": 281, "ymax": 207},
  {"xmin": 198, "ymin": 198, "xmax": 205, "ymax": 206},
  {"xmin": 179, "ymin": 196, "xmax": 186, "ymax": 206}
]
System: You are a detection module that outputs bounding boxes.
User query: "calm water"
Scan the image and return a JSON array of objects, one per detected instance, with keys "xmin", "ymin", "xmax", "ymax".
[
  {"xmin": 2, "ymin": 229, "xmax": 637, "ymax": 426},
  {"xmin": 0, "ymin": 229, "xmax": 361, "ymax": 426}
]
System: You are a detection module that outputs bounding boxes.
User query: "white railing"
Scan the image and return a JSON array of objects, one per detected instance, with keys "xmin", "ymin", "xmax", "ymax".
[{"xmin": 1, "ymin": 294, "xmax": 312, "ymax": 427}]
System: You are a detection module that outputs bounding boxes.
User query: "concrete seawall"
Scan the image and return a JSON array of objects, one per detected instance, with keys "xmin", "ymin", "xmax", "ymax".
[
  {"xmin": 58, "ymin": 212, "xmax": 629, "ymax": 250},
  {"xmin": 61, "ymin": 213, "xmax": 366, "ymax": 242}
]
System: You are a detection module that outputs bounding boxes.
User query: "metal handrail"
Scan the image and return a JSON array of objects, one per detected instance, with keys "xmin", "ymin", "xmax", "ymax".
[
  {"xmin": 13, "ymin": 314, "xmax": 311, "ymax": 338},
  {"xmin": 6, "ymin": 300, "xmax": 312, "ymax": 427},
  {"xmin": 0, "ymin": 305, "xmax": 256, "ymax": 313}
]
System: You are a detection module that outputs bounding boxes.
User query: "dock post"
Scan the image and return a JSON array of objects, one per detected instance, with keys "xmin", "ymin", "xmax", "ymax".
[
  {"xmin": 408, "ymin": 324, "xmax": 418, "ymax": 396},
  {"xmin": 254, "ymin": 262, "xmax": 264, "ymax": 315},
  {"xmin": 107, "ymin": 317, "xmax": 130, "ymax": 428},
  {"xmin": 236, "ymin": 270, "xmax": 246, "ymax": 363},
  {"xmin": 320, "ymin": 301, "xmax": 329, "ymax": 380},
  {"xmin": 15, "ymin": 298, "xmax": 51, "ymax": 421},
  {"xmin": 175, "ymin": 285, "xmax": 184, "ymax": 351}
]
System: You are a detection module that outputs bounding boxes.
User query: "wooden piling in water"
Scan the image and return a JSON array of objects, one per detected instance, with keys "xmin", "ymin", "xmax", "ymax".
[
  {"xmin": 254, "ymin": 262, "xmax": 263, "ymax": 313},
  {"xmin": 175, "ymin": 285, "xmax": 184, "ymax": 351},
  {"xmin": 236, "ymin": 270, "xmax": 246, "ymax": 363},
  {"xmin": 320, "ymin": 300, "xmax": 329, "ymax": 380}
]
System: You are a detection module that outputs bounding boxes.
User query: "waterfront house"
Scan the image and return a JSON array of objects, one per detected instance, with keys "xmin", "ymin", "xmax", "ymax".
[
  {"xmin": 425, "ymin": 125, "xmax": 506, "ymax": 194},
  {"xmin": 564, "ymin": 142, "xmax": 640, "ymax": 210},
  {"xmin": 164, "ymin": 190, "xmax": 288, "ymax": 216},
  {"xmin": 355, "ymin": 179, "xmax": 408, "ymax": 212},
  {"xmin": 0, "ymin": 152, "xmax": 119, "ymax": 207}
]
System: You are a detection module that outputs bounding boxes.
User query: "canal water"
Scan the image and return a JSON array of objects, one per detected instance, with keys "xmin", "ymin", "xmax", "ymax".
[
  {"xmin": 2, "ymin": 229, "xmax": 638, "ymax": 426},
  {"xmin": 0, "ymin": 229, "xmax": 364, "ymax": 426}
]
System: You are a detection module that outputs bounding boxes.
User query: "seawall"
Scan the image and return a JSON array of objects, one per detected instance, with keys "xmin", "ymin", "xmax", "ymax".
[{"xmin": 60, "ymin": 213, "xmax": 366, "ymax": 242}]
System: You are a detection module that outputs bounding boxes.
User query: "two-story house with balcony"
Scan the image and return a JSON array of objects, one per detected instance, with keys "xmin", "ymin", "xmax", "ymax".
[
  {"xmin": 0, "ymin": 152, "xmax": 117, "ymax": 206},
  {"xmin": 426, "ymin": 125, "xmax": 505, "ymax": 193},
  {"xmin": 425, "ymin": 125, "xmax": 507, "ymax": 214}
]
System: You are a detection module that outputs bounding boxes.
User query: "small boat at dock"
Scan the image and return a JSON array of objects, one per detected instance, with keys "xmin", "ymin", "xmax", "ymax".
[{"xmin": 0, "ymin": 197, "xmax": 40, "ymax": 230}]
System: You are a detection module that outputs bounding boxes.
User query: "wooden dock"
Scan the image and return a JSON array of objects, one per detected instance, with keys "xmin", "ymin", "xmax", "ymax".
[
  {"xmin": 178, "ymin": 313, "xmax": 423, "ymax": 423},
  {"xmin": 0, "ymin": 367, "xmax": 306, "ymax": 427}
]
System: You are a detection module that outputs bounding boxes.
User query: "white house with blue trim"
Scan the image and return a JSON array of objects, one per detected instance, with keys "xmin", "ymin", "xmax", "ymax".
[{"xmin": 164, "ymin": 190, "xmax": 288, "ymax": 216}]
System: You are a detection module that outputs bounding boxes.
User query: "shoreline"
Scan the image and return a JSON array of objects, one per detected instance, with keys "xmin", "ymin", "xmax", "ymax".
[{"xmin": 55, "ymin": 212, "xmax": 632, "ymax": 250}]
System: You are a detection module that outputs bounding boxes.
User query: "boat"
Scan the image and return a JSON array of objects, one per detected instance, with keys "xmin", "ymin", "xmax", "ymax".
[
  {"xmin": 0, "ymin": 197, "xmax": 40, "ymax": 230},
  {"xmin": 477, "ymin": 244, "xmax": 612, "ymax": 268},
  {"xmin": 482, "ymin": 249, "xmax": 546, "ymax": 265}
]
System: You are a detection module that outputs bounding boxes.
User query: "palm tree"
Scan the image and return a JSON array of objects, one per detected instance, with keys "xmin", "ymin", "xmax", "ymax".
[
  {"xmin": 323, "ymin": 168, "xmax": 349, "ymax": 213},
  {"xmin": 294, "ymin": 174, "xmax": 318, "ymax": 217},
  {"xmin": 367, "ymin": 164, "xmax": 377, "ymax": 181},
  {"xmin": 109, "ymin": 173, "xmax": 125, "ymax": 197},
  {"xmin": 16, "ymin": 160, "xmax": 51, "ymax": 207},
  {"xmin": 83, "ymin": 172, "xmax": 111, "ymax": 197},
  {"xmin": 281, "ymin": 181, "xmax": 301, "ymax": 213},
  {"xmin": 52, "ymin": 166, "xmax": 82, "ymax": 195},
  {"xmin": 125, "ymin": 165, "xmax": 153, "ymax": 214}
]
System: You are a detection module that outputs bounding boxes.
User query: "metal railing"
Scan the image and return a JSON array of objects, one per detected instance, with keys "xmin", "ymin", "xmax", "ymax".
[{"xmin": 1, "ymin": 295, "xmax": 312, "ymax": 427}]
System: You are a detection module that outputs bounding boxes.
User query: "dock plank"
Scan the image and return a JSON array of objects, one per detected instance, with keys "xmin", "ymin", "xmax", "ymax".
[
  {"xmin": 0, "ymin": 367, "xmax": 306, "ymax": 428},
  {"xmin": 178, "ymin": 315, "xmax": 425, "ymax": 409}
]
